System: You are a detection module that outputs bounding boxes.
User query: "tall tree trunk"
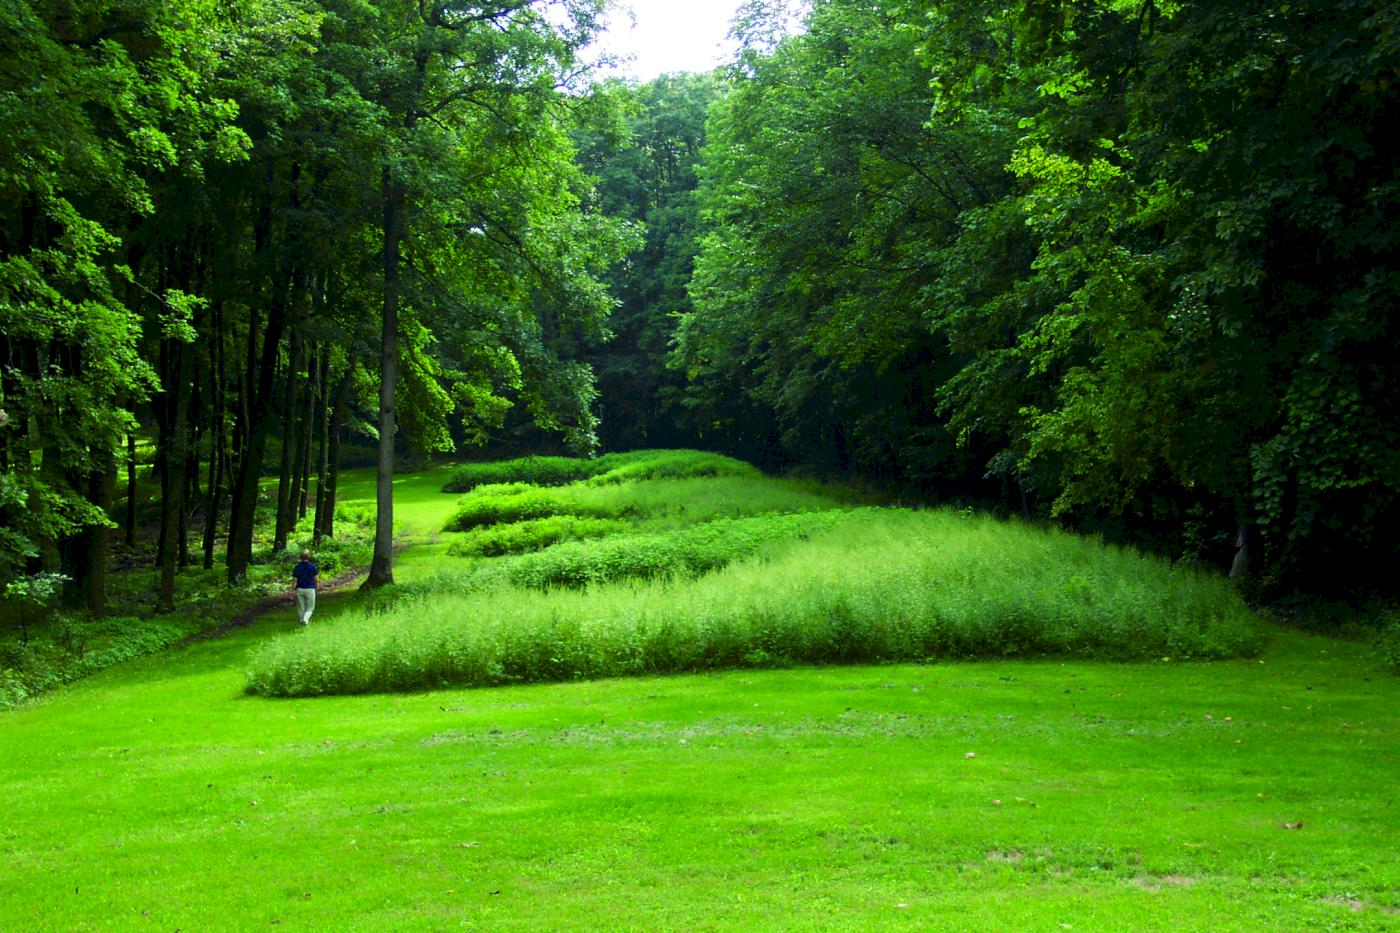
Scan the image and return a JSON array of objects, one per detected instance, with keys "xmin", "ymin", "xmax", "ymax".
[
  {"xmin": 31, "ymin": 341, "xmax": 63, "ymax": 573},
  {"xmin": 365, "ymin": 170, "xmax": 404, "ymax": 590},
  {"xmin": 226, "ymin": 170, "xmax": 276, "ymax": 577},
  {"xmin": 82, "ymin": 444, "xmax": 117, "ymax": 614},
  {"xmin": 0, "ymin": 334, "xmax": 10, "ymax": 473},
  {"xmin": 125, "ymin": 430, "xmax": 138, "ymax": 547},
  {"xmin": 1229, "ymin": 523, "xmax": 1250, "ymax": 580},
  {"xmin": 273, "ymin": 329, "xmax": 302, "ymax": 553},
  {"xmin": 226, "ymin": 271, "xmax": 293, "ymax": 585},
  {"xmin": 157, "ymin": 338, "xmax": 192, "ymax": 612},
  {"xmin": 312, "ymin": 358, "xmax": 337, "ymax": 544},
  {"xmin": 295, "ymin": 345, "xmax": 320, "ymax": 521},
  {"xmin": 225, "ymin": 311, "xmax": 260, "ymax": 574},
  {"xmin": 60, "ymin": 349, "xmax": 114, "ymax": 613},
  {"xmin": 318, "ymin": 367, "xmax": 353, "ymax": 542},
  {"xmin": 202, "ymin": 302, "xmax": 227, "ymax": 570},
  {"xmin": 289, "ymin": 344, "xmax": 312, "ymax": 525},
  {"xmin": 188, "ymin": 345, "xmax": 203, "ymax": 508}
]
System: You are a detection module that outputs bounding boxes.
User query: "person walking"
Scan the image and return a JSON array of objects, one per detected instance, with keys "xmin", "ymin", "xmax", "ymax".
[{"xmin": 292, "ymin": 549, "xmax": 318, "ymax": 626}]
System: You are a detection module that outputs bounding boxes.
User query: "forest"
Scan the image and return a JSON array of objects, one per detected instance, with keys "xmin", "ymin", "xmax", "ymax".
[{"xmin": 3, "ymin": 0, "xmax": 1397, "ymax": 630}]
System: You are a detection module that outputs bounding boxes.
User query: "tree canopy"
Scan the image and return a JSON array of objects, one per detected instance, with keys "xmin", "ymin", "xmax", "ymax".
[
  {"xmin": 2, "ymin": 0, "xmax": 628, "ymax": 607},
  {"xmin": 3, "ymin": 0, "xmax": 1395, "ymax": 613},
  {"xmin": 659, "ymin": 0, "xmax": 1399, "ymax": 592}
]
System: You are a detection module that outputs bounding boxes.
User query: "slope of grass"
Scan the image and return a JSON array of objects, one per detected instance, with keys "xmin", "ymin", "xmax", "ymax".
[
  {"xmin": 248, "ymin": 510, "xmax": 1263, "ymax": 698},
  {"xmin": 2, "ymin": 619, "xmax": 1397, "ymax": 931}
]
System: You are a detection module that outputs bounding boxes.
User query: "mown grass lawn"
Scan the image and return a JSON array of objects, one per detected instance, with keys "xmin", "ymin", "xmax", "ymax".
[{"xmin": 2, "ymin": 463, "xmax": 1397, "ymax": 931}]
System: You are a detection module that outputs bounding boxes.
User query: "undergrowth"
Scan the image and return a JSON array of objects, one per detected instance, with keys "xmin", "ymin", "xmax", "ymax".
[
  {"xmin": 0, "ymin": 614, "xmax": 204, "ymax": 709},
  {"xmin": 247, "ymin": 510, "xmax": 1265, "ymax": 697},
  {"xmin": 1379, "ymin": 611, "xmax": 1400, "ymax": 673}
]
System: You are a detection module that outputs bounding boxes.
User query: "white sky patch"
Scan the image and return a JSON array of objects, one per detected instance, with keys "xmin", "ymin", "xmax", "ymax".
[{"xmin": 584, "ymin": 0, "xmax": 745, "ymax": 81}]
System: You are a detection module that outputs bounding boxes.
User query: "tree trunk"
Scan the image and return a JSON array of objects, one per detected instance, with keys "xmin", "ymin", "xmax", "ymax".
[
  {"xmin": 273, "ymin": 329, "xmax": 302, "ymax": 553},
  {"xmin": 318, "ymin": 367, "xmax": 353, "ymax": 542},
  {"xmin": 157, "ymin": 338, "xmax": 192, "ymax": 612},
  {"xmin": 226, "ymin": 271, "xmax": 293, "ymax": 584},
  {"xmin": 202, "ymin": 302, "xmax": 227, "ymax": 570},
  {"xmin": 295, "ymin": 346, "xmax": 320, "ymax": 521},
  {"xmin": 1229, "ymin": 524, "xmax": 1250, "ymax": 580},
  {"xmin": 83, "ymin": 445, "xmax": 117, "ymax": 614},
  {"xmin": 312, "ymin": 360, "xmax": 339, "ymax": 545},
  {"xmin": 364, "ymin": 168, "xmax": 404, "ymax": 590},
  {"xmin": 226, "ymin": 170, "xmax": 276, "ymax": 579},
  {"xmin": 125, "ymin": 430, "xmax": 138, "ymax": 547}
]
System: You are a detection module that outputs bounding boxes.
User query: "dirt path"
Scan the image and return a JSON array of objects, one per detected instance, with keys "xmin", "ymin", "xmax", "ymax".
[{"xmin": 179, "ymin": 567, "xmax": 367, "ymax": 646}]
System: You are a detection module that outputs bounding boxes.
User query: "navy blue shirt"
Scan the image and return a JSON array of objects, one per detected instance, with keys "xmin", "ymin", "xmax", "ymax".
[{"xmin": 293, "ymin": 561, "xmax": 318, "ymax": 590}]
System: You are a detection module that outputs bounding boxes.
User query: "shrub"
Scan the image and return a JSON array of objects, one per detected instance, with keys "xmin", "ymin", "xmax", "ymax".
[
  {"xmin": 583, "ymin": 451, "xmax": 759, "ymax": 486},
  {"xmin": 442, "ymin": 456, "xmax": 600, "ymax": 492},
  {"xmin": 1379, "ymin": 611, "xmax": 1400, "ymax": 674},
  {"xmin": 1, "ymin": 613, "xmax": 203, "ymax": 710}
]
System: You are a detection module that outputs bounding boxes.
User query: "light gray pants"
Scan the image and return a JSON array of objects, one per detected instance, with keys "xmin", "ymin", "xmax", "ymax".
[{"xmin": 296, "ymin": 588, "xmax": 316, "ymax": 624}]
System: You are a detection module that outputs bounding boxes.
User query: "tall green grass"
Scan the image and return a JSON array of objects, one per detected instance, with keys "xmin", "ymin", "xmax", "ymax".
[
  {"xmin": 247, "ymin": 510, "xmax": 1264, "ymax": 697},
  {"xmin": 445, "ymin": 515, "xmax": 629, "ymax": 558},
  {"xmin": 428, "ymin": 510, "xmax": 861, "ymax": 594},
  {"xmin": 442, "ymin": 475, "xmax": 843, "ymax": 532},
  {"xmin": 442, "ymin": 449, "xmax": 757, "ymax": 493}
]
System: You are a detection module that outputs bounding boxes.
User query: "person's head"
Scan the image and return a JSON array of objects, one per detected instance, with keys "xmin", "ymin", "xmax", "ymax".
[{"xmin": 300, "ymin": 549, "xmax": 311, "ymax": 562}]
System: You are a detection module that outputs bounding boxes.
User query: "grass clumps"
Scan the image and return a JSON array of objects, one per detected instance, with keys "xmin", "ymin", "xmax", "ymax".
[
  {"xmin": 247, "ymin": 510, "xmax": 1265, "ymax": 697},
  {"xmin": 442, "ymin": 475, "xmax": 841, "ymax": 532},
  {"xmin": 427, "ymin": 510, "xmax": 859, "ymax": 594},
  {"xmin": 443, "ymin": 449, "xmax": 757, "ymax": 493},
  {"xmin": 498, "ymin": 511, "xmax": 853, "ymax": 589},
  {"xmin": 581, "ymin": 450, "xmax": 760, "ymax": 486},
  {"xmin": 445, "ymin": 515, "xmax": 629, "ymax": 558}
]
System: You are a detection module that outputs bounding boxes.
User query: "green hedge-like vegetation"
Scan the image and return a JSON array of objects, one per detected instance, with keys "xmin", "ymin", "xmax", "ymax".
[
  {"xmin": 427, "ymin": 510, "xmax": 859, "ymax": 594},
  {"xmin": 442, "ymin": 475, "xmax": 842, "ymax": 532},
  {"xmin": 1, "ymin": 614, "xmax": 204, "ymax": 709},
  {"xmin": 1379, "ymin": 612, "xmax": 1400, "ymax": 673},
  {"xmin": 445, "ymin": 515, "xmax": 631, "ymax": 558},
  {"xmin": 247, "ymin": 510, "xmax": 1265, "ymax": 697},
  {"xmin": 442, "ymin": 450, "xmax": 758, "ymax": 493}
]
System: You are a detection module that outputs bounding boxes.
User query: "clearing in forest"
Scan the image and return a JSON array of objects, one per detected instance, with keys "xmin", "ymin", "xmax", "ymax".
[{"xmin": 2, "ymin": 453, "xmax": 1396, "ymax": 931}]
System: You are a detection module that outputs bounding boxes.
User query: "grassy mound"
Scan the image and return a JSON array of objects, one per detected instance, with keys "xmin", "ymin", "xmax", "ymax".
[
  {"xmin": 442, "ymin": 475, "xmax": 841, "ymax": 532},
  {"xmin": 445, "ymin": 515, "xmax": 629, "ymax": 558},
  {"xmin": 442, "ymin": 449, "xmax": 757, "ymax": 493},
  {"xmin": 427, "ymin": 510, "xmax": 859, "ymax": 594},
  {"xmin": 247, "ymin": 510, "xmax": 1263, "ymax": 697}
]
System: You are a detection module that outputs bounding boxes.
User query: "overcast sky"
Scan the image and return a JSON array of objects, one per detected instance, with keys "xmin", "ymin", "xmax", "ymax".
[{"xmin": 584, "ymin": 0, "xmax": 746, "ymax": 81}]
